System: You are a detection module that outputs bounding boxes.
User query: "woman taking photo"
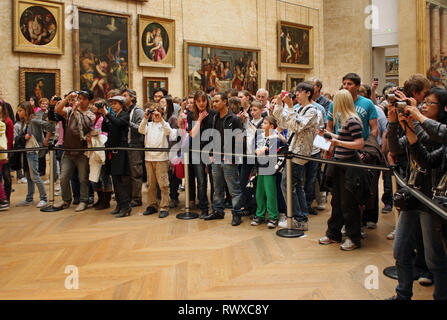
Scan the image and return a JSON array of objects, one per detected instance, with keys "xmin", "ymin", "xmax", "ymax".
[
  {"xmin": 100, "ymin": 96, "xmax": 131, "ymax": 218},
  {"xmin": 318, "ymin": 89, "xmax": 365, "ymax": 251},
  {"xmin": 15, "ymin": 101, "xmax": 55, "ymax": 208}
]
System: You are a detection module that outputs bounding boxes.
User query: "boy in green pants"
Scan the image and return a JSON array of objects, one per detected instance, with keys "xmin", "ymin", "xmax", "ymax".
[{"xmin": 251, "ymin": 116, "xmax": 279, "ymax": 229}]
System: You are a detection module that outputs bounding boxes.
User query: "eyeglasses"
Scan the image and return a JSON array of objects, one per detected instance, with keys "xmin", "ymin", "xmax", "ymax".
[{"xmin": 422, "ymin": 100, "xmax": 439, "ymax": 106}]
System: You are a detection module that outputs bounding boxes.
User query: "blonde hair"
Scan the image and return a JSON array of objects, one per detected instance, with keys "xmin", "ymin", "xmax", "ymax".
[{"xmin": 333, "ymin": 89, "xmax": 362, "ymax": 129}]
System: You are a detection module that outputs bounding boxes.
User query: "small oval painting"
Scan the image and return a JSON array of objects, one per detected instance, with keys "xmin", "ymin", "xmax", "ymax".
[
  {"xmin": 142, "ymin": 23, "xmax": 169, "ymax": 62},
  {"xmin": 20, "ymin": 6, "xmax": 57, "ymax": 46}
]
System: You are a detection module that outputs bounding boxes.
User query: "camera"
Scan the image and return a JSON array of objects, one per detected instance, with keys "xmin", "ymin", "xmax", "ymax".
[
  {"xmin": 395, "ymin": 101, "xmax": 408, "ymax": 114},
  {"xmin": 95, "ymin": 101, "xmax": 107, "ymax": 109},
  {"xmin": 393, "ymin": 188, "xmax": 418, "ymax": 211}
]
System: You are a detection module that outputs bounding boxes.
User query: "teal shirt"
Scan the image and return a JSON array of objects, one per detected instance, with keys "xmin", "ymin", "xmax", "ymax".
[{"xmin": 327, "ymin": 95, "xmax": 378, "ymax": 140}]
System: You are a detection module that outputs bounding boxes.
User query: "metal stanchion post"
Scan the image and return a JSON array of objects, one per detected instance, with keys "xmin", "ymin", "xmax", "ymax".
[
  {"xmin": 276, "ymin": 157, "xmax": 304, "ymax": 238},
  {"xmin": 41, "ymin": 145, "xmax": 62, "ymax": 212},
  {"xmin": 383, "ymin": 169, "xmax": 399, "ymax": 280},
  {"xmin": 176, "ymin": 152, "xmax": 199, "ymax": 220}
]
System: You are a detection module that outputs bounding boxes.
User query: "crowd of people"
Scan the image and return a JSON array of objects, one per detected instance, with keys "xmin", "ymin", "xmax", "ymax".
[{"xmin": 0, "ymin": 71, "xmax": 446, "ymax": 300}]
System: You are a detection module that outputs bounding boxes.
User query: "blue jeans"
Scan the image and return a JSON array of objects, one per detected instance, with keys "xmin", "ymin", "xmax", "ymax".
[
  {"xmin": 25, "ymin": 151, "xmax": 47, "ymax": 202},
  {"xmin": 281, "ymin": 161, "xmax": 308, "ymax": 222},
  {"xmin": 304, "ymin": 153, "xmax": 321, "ymax": 209},
  {"xmin": 212, "ymin": 163, "xmax": 243, "ymax": 216},
  {"xmin": 394, "ymin": 210, "xmax": 447, "ymax": 300}
]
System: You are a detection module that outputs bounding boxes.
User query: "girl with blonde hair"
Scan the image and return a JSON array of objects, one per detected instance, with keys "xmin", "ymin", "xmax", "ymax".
[{"xmin": 319, "ymin": 89, "xmax": 365, "ymax": 251}]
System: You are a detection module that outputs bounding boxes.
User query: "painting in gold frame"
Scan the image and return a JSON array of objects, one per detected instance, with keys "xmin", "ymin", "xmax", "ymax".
[
  {"xmin": 278, "ymin": 21, "xmax": 313, "ymax": 69},
  {"xmin": 13, "ymin": 0, "xmax": 64, "ymax": 55},
  {"xmin": 19, "ymin": 67, "xmax": 61, "ymax": 103},
  {"xmin": 138, "ymin": 15, "xmax": 175, "ymax": 68},
  {"xmin": 266, "ymin": 80, "xmax": 285, "ymax": 97},
  {"xmin": 143, "ymin": 77, "xmax": 168, "ymax": 104},
  {"xmin": 73, "ymin": 7, "xmax": 131, "ymax": 98},
  {"xmin": 286, "ymin": 73, "xmax": 306, "ymax": 92},
  {"xmin": 184, "ymin": 41, "xmax": 260, "ymax": 96}
]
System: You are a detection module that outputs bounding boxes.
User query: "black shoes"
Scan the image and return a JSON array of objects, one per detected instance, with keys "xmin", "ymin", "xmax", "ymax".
[
  {"xmin": 110, "ymin": 206, "xmax": 121, "ymax": 215},
  {"xmin": 159, "ymin": 211, "xmax": 169, "ymax": 218},
  {"xmin": 231, "ymin": 215, "xmax": 242, "ymax": 226},
  {"xmin": 199, "ymin": 210, "xmax": 209, "ymax": 219},
  {"xmin": 116, "ymin": 207, "xmax": 131, "ymax": 218},
  {"xmin": 73, "ymin": 197, "xmax": 80, "ymax": 205},
  {"xmin": 204, "ymin": 211, "xmax": 225, "ymax": 221},
  {"xmin": 143, "ymin": 206, "xmax": 157, "ymax": 216}
]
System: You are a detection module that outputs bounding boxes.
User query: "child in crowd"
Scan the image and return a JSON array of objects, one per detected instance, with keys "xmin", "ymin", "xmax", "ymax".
[
  {"xmin": 139, "ymin": 103, "xmax": 177, "ymax": 218},
  {"xmin": 251, "ymin": 116, "xmax": 279, "ymax": 229}
]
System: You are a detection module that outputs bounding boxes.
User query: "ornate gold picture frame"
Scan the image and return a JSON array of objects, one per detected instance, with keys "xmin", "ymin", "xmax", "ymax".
[
  {"xmin": 138, "ymin": 15, "xmax": 175, "ymax": 68},
  {"xmin": 13, "ymin": 0, "xmax": 64, "ymax": 55},
  {"xmin": 278, "ymin": 21, "xmax": 313, "ymax": 69},
  {"xmin": 19, "ymin": 67, "xmax": 61, "ymax": 103}
]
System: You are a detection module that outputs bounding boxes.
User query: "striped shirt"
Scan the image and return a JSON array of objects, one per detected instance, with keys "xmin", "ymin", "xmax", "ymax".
[{"xmin": 334, "ymin": 117, "xmax": 363, "ymax": 160}]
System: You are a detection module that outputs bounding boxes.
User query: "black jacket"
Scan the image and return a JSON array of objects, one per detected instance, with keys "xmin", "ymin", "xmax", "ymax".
[
  {"xmin": 102, "ymin": 110, "xmax": 130, "ymax": 176},
  {"xmin": 421, "ymin": 119, "xmax": 447, "ymax": 145},
  {"xmin": 211, "ymin": 109, "xmax": 244, "ymax": 163}
]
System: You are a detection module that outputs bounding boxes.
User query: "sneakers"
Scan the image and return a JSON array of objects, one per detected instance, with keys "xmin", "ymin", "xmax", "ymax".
[
  {"xmin": 75, "ymin": 202, "xmax": 88, "ymax": 212},
  {"xmin": 0, "ymin": 200, "xmax": 9, "ymax": 211},
  {"xmin": 16, "ymin": 200, "xmax": 33, "ymax": 207},
  {"xmin": 267, "ymin": 219, "xmax": 278, "ymax": 229},
  {"xmin": 366, "ymin": 222, "xmax": 377, "ymax": 229},
  {"xmin": 316, "ymin": 203, "xmax": 326, "ymax": 211},
  {"xmin": 18, "ymin": 177, "xmax": 28, "ymax": 184},
  {"xmin": 382, "ymin": 204, "xmax": 392, "ymax": 213},
  {"xmin": 53, "ymin": 200, "xmax": 70, "ymax": 209},
  {"xmin": 340, "ymin": 238, "xmax": 360, "ymax": 251},
  {"xmin": 292, "ymin": 219, "xmax": 308, "ymax": 231},
  {"xmin": 36, "ymin": 200, "xmax": 48, "ymax": 208},
  {"xmin": 387, "ymin": 229, "xmax": 396, "ymax": 240},
  {"xmin": 319, "ymin": 236, "xmax": 338, "ymax": 245},
  {"xmin": 278, "ymin": 214, "xmax": 287, "ymax": 228},
  {"xmin": 418, "ymin": 276, "xmax": 433, "ymax": 286},
  {"xmin": 251, "ymin": 217, "xmax": 265, "ymax": 226},
  {"xmin": 361, "ymin": 227, "xmax": 367, "ymax": 239}
]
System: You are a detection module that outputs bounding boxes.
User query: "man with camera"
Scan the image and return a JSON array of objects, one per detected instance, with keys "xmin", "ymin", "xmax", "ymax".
[
  {"xmin": 121, "ymin": 89, "xmax": 145, "ymax": 208},
  {"xmin": 54, "ymin": 89, "xmax": 96, "ymax": 211}
]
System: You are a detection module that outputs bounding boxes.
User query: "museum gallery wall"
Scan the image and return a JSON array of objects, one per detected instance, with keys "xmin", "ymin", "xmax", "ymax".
[{"xmin": 3, "ymin": 0, "xmax": 325, "ymax": 107}]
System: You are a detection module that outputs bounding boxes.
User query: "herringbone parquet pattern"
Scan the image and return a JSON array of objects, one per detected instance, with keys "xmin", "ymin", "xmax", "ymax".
[{"xmin": 0, "ymin": 180, "xmax": 433, "ymax": 300}]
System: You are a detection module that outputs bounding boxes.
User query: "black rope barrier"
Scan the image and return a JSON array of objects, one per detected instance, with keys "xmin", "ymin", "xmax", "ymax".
[{"xmin": 2, "ymin": 145, "xmax": 445, "ymax": 220}]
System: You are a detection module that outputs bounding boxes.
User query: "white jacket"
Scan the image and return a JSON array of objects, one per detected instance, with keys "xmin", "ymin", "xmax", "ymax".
[
  {"xmin": 85, "ymin": 134, "xmax": 107, "ymax": 183},
  {"xmin": 138, "ymin": 118, "xmax": 177, "ymax": 161}
]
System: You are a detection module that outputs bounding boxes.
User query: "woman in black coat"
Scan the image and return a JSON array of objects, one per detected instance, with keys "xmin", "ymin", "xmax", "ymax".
[{"xmin": 100, "ymin": 96, "xmax": 131, "ymax": 218}]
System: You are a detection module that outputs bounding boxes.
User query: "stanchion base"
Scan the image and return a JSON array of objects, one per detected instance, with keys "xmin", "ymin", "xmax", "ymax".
[
  {"xmin": 276, "ymin": 228, "xmax": 305, "ymax": 238},
  {"xmin": 40, "ymin": 205, "xmax": 63, "ymax": 213},
  {"xmin": 383, "ymin": 266, "xmax": 398, "ymax": 280},
  {"xmin": 176, "ymin": 212, "xmax": 199, "ymax": 220}
]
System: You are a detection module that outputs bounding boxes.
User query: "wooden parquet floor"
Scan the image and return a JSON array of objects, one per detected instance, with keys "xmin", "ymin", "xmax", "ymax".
[{"xmin": 0, "ymin": 179, "xmax": 434, "ymax": 300}]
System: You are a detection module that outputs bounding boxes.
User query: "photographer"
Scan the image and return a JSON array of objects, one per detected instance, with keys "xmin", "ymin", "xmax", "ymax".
[
  {"xmin": 53, "ymin": 90, "xmax": 95, "ymax": 212},
  {"xmin": 388, "ymin": 86, "xmax": 447, "ymax": 300},
  {"xmin": 386, "ymin": 82, "xmax": 445, "ymax": 299}
]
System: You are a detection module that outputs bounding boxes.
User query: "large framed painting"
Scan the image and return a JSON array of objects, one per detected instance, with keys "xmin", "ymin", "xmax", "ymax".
[
  {"xmin": 385, "ymin": 56, "xmax": 399, "ymax": 77},
  {"xmin": 143, "ymin": 77, "xmax": 168, "ymax": 104},
  {"xmin": 74, "ymin": 8, "xmax": 131, "ymax": 98},
  {"xmin": 278, "ymin": 21, "xmax": 313, "ymax": 69},
  {"xmin": 13, "ymin": 0, "xmax": 64, "ymax": 54},
  {"xmin": 266, "ymin": 80, "xmax": 285, "ymax": 97},
  {"xmin": 184, "ymin": 41, "xmax": 260, "ymax": 96},
  {"xmin": 286, "ymin": 73, "xmax": 305, "ymax": 92},
  {"xmin": 19, "ymin": 67, "xmax": 61, "ymax": 103},
  {"xmin": 138, "ymin": 15, "xmax": 175, "ymax": 68}
]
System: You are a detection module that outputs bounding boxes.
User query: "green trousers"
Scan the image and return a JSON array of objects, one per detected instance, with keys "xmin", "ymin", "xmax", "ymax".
[{"xmin": 255, "ymin": 175, "xmax": 279, "ymax": 220}]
